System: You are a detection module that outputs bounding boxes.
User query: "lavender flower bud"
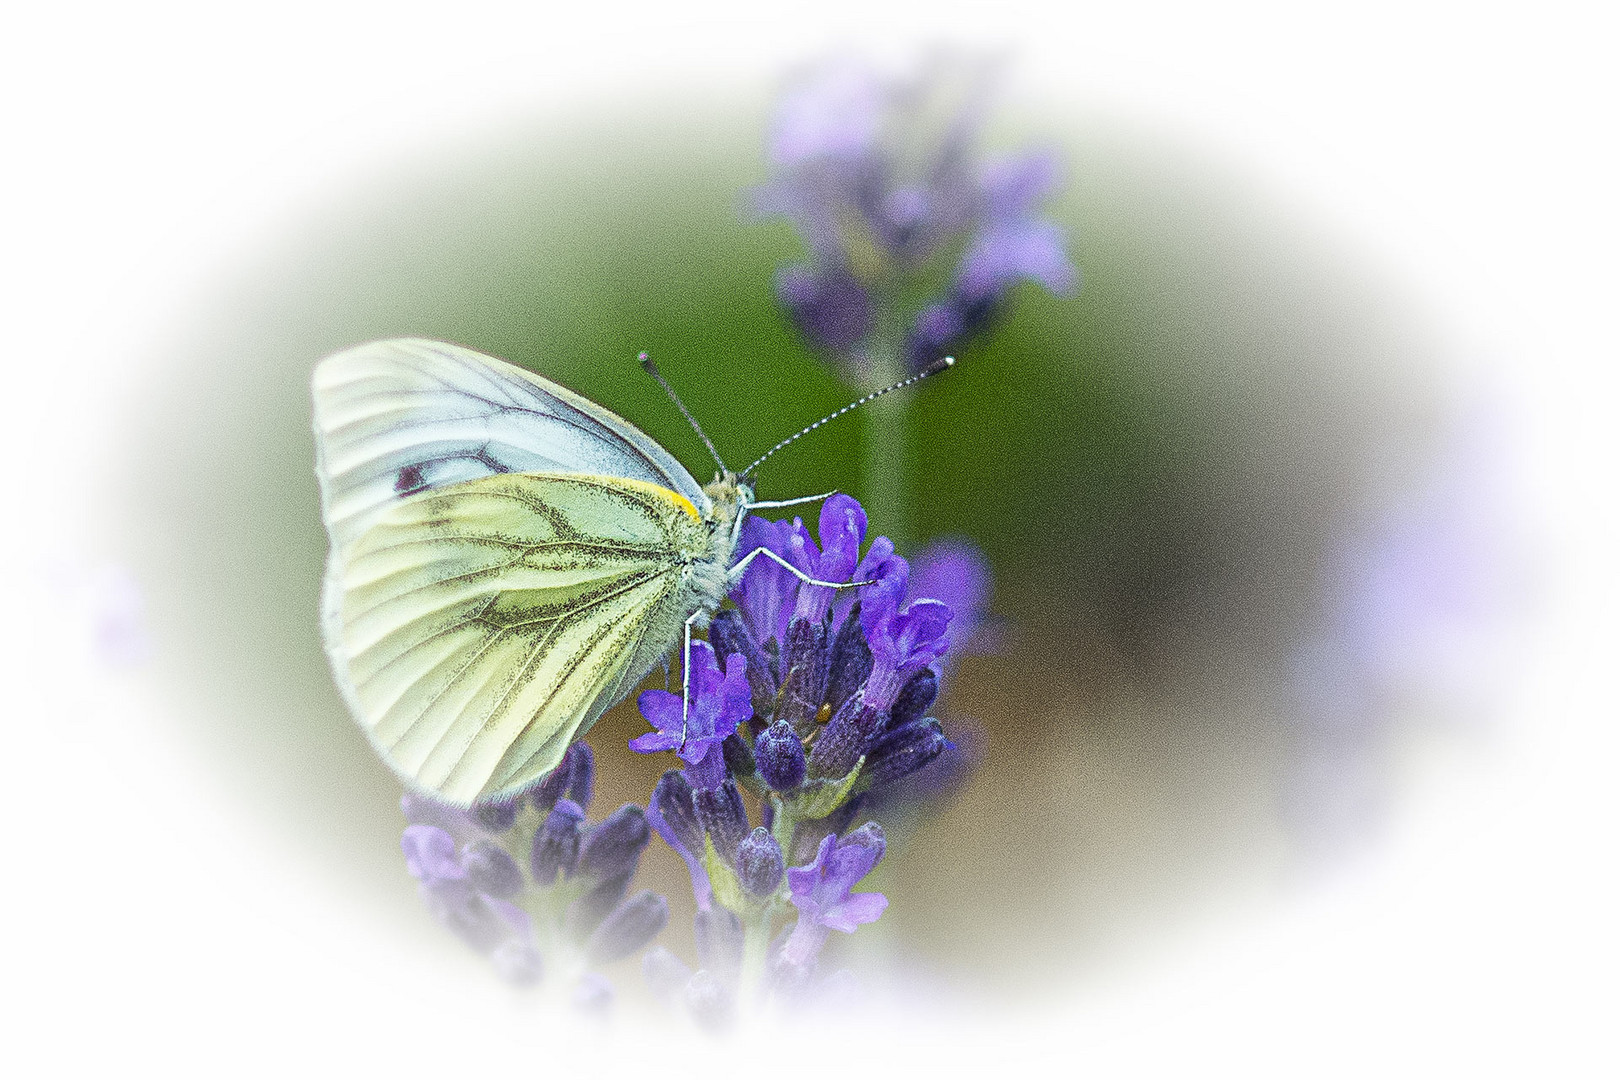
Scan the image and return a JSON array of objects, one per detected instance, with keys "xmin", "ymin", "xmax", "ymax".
[
  {"xmin": 889, "ymin": 668, "xmax": 938, "ymax": 731},
  {"xmin": 807, "ymin": 696, "xmax": 881, "ymax": 780},
  {"xmin": 643, "ymin": 947, "xmax": 693, "ymax": 1001},
  {"xmin": 737, "ymin": 827, "xmax": 785, "ymax": 897},
  {"xmin": 531, "ymin": 749, "xmax": 572, "ymax": 813},
  {"xmin": 531, "ymin": 741, "xmax": 594, "ymax": 813},
  {"xmin": 491, "ymin": 939, "xmax": 543, "ymax": 986},
  {"xmin": 721, "ymin": 731, "xmax": 757, "ymax": 783},
  {"xmin": 709, "ymin": 608, "xmax": 778, "ymax": 716},
  {"xmin": 529, "ymin": 798, "xmax": 585, "ymax": 885},
  {"xmin": 694, "ymin": 907, "xmax": 743, "ymax": 980},
  {"xmin": 683, "ymin": 968, "xmax": 736, "ymax": 1032},
  {"xmin": 650, "ymin": 770, "xmax": 704, "ymax": 856},
  {"xmin": 586, "ymin": 890, "xmax": 670, "ymax": 965},
  {"xmin": 776, "ymin": 617, "xmax": 828, "ymax": 730},
  {"xmin": 420, "ymin": 878, "xmax": 509, "ymax": 953},
  {"xmin": 573, "ymin": 973, "xmax": 614, "ymax": 1013},
  {"xmin": 565, "ymin": 872, "xmax": 632, "ymax": 942},
  {"xmin": 692, "ymin": 782, "xmax": 748, "ymax": 866},
  {"xmin": 565, "ymin": 742, "xmax": 595, "ymax": 808},
  {"xmin": 577, "ymin": 804, "xmax": 650, "ymax": 882},
  {"xmin": 462, "ymin": 840, "xmax": 523, "ymax": 899},
  {"xmin": 865, "ymin": 718, "xmax": 949, "ymax": 786},
  {"xmin": 473, "ymin": 798, "xmax": 519, "ymax": 833},
  {"xmin": 824, "ymin": 608, "xmax": 874, "ymax": 713},
  {"xmin": 756, "ymin": 721, "xmax": 807, "ymax": 791},
  {"xmin": 777, "ymin": 263, "xmax": 873, "ymax": 353}
]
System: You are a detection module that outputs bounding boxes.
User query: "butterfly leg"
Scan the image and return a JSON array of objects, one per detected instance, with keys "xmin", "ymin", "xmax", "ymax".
[
  {"xmin": 747, "ymin": 490, "xmax": 840, "ymax": 510},
  {"xmin": 679, "ymin": 608, "xmax": 704, "ymax": 753},
  {"xmin": 727, "ymin": 545, "xmax": 877, "ymax": 590}
]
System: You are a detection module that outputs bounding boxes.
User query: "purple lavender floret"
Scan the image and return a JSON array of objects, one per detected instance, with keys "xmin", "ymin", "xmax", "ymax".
[
  {"xmin": 632, "ymin": 640, "xmax": 751, "ymax": 791},
  {"xmin": 780, "ymin": 824, "xmax": 889, "ymax": 969},
  {"xmin": 908, "ymin": 537, "xmax": 997, "ymax": 670},
  {"xmin": 755, "ymin": 721, "xmax": 807, "ymax": 791},
  {"xmin": 463, "ymin": 840, "xmax": 524, "ymax": 899},
  {"xmin": 646, "ymin": 769, "xmax": 712, "ymax": 910},
  {"xmin": 401, "ymin": 824, "xmax": 464, "ymax": 883}
]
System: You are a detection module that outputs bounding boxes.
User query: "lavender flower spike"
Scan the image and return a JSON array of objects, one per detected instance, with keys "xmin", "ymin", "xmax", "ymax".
[
  {"xmin": 755, "ymin": 56, "xmax": 1078, "ymax": 379},
  {"xmin": 780, "ymin": 823, "xmax": 889, "ymax": 968}
]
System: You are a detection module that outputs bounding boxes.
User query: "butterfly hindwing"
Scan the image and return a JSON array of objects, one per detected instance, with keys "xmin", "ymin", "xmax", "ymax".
[{"xmin": 324, "ymin": 469, "xmax": 711, "ymax": 805}]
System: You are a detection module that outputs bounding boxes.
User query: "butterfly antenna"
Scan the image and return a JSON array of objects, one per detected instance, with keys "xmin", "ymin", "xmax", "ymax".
[
  {"xmin": 741, "ymin": 356, "xmax": 955, "ymax": 479},
  {"xmin": 640, "ymin": 351, "xmax": 729, "ymax": 474}
]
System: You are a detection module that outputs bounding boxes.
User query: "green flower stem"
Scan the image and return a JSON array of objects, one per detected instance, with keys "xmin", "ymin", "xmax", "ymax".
[
  {"xmin": 740, "ymin": 901, "xmax": 775, "ymax": 999},
  {"xmin": 861, "ymin": 340, "xmax": 911, "ymax": 550}
]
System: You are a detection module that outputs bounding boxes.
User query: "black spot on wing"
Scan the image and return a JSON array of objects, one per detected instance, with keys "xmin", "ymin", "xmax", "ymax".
[
  {"xmin": 394, "ymin": 444, "xmax": 514, "ymax": 499},
  {"xmin": 394, "ymin": 464, "xmax": 426, "ymax": 496}
]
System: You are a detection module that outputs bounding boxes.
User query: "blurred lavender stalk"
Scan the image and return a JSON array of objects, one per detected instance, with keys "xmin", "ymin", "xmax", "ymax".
[{"xmin": 753, "ymin": 56, "xmax": 1077, "ymax": 543}]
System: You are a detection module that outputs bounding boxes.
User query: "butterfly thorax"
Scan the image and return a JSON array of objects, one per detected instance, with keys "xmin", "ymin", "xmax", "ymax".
[{"xmin": 678, "ymin": 472, "xmax": 752, "ymax": 631}]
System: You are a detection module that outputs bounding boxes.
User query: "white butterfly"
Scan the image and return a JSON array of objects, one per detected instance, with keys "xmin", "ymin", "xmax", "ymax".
[{"xmin": 312, "ymin": 338, "xmax": 948, "ymax": 806}]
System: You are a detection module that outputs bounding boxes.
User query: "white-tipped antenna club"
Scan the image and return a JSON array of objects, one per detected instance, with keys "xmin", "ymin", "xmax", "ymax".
[
  {"xmin": 742, "ymin": 355, "xmax": 956, "ymax": 479},
  {"xmin": 639, "ymin": 351, "xmax": 729, "ymax": 475}
]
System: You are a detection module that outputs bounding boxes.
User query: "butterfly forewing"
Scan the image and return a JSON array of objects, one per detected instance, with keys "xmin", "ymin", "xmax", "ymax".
[
  {"xmin": 312, "ymin": 338, "xmax": 710, "ymax": 549},
  {"xmin": 326, "ymin": 471, "xmax": 712, "ymax": 804}
]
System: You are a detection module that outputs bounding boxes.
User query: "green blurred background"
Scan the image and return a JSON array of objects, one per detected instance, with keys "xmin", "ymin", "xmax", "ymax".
[{"xmin": 108, "ymin": 96, "xmax": 1448, "ymax": 994}]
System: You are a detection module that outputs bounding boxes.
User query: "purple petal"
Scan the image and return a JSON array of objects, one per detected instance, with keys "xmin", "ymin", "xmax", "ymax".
[
  {"xmin": 831, "ymin": 534, "xmax": 898, "ymax": 636},
  {"xmin": 824, "ymin": 832, "xmax": 885, "ymax": 890},
  {"xmin": 786, "ymin": 833, "xmax": 839, "ymax": 907},
  {"xmin": 821, "ymin": 891, "xmax": 888, "ymax": 933},
  {"xmin": 981, "ymin": 151, "xmax": 1063, "ymax": 221},
  {"xmin": 908, "ymin": 539, "xmax": 995, "ymax": 661},
  {"xmin": 683, "ymin": 743, "xmax": 728, "ymax": 791},
  {"xmin": 896, "ymin": 599, "xmax": 954, "ymax": 663},
  {"xmin": 957, "ymin": 219, "xmax": 1077, "ymax": 304},
  {"xmin": 637, "ymin": 688, "xmax": 685, "ymax": 734},
  {"xmin": 630, "ymin": 730, "xmax": 683, "ymax": 754},
  {"xmin": 688, "ymin": 638, "xmax": 718, "ymax": 671},
  {"xmin": 735, "ymin": 515, "xmax": 808, "ymax": 647},
  {"xmin": 770, "ymin": 62, "xmax": 885, "ymax": 166},
  {"xmin": 717, "ymin": 654, "xmax": 754, "ymax": 728},
  {"xmin": 816, "ymin": 495, "xmax": 867, "ymax": 581}
]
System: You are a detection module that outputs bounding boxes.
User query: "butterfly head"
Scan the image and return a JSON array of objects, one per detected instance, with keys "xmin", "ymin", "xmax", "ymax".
[{"xmin": 703, "ymin": 470, "xmax": 756, "ymax": 550}]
